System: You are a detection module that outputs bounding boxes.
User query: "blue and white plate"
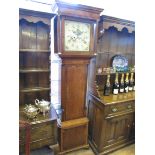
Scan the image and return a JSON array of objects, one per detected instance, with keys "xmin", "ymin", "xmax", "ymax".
[{"xmin": 112, "ymin": 55, "xmax": 128, "ymax": 72}]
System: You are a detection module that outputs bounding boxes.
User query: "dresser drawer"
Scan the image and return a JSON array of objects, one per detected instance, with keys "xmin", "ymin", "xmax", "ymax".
[
  {"xmin": 31, "ymin": 121, "xmax": 55, "ymax": 141},
  {"xmin": 105, "ymin": 101, "xmax": 135, "ymax": 117},
  {"xmin": 19, "ymin": 128, "xmax": 26, "ymax": 142}
]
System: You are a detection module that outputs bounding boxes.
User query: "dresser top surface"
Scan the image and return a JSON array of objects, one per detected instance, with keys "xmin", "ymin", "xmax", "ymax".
[
  {"xmin": 96, "ymin": 91, "xmax": 135, "ymax": 105},
  {"xmin": 19, "ymin": 106, "xmax": 57, "ymax": 125}
]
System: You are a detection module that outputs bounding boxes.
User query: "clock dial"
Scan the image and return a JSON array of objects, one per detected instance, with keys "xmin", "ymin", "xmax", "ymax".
[{"xmin": 64, "ymin": 20, "xmax": 91, "ymax": 51}]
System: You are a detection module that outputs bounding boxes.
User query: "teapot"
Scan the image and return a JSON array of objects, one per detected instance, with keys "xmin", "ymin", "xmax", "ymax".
[
  {"xmin": 35, "ymin": 99, "xmax": 51, "ymax": 116},
  {"xmin": 24, "ymin": 104, "xmax": 40, "ymax": 119}
]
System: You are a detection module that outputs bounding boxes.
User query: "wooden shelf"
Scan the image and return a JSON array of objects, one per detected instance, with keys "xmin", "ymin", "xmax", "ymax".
[
  {"xmin": 19, "ymin": 105, "xmax": 57, "ymax": 124},
  {"xmin": 97, "ymin": 51, "xmax": 134, "ymax": 55},
  {"xmin": 97, "ymin": 91, "xmax": 135, "ymax": 105},
  {"xmin": 20, "ymin": 87, "xmax": 50, "ymax": 93},
  {"xmin": 96, "ymin": 71, "xmax": 135, "ymax": 76},
  {"xmin": 19, "ymin": 68, "xmax": 50, "ymax": 73},
  {"xmin": 19, "ymin": 49, "xmax": 50, "ymax": 52}
]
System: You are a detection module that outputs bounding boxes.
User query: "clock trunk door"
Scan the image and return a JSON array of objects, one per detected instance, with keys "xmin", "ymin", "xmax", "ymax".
[{"xmin": 61, "ymin": 59, "xmax": 89, "ymax": 121}]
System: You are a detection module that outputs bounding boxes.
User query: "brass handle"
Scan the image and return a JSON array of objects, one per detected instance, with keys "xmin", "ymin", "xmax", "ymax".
[
  {"xmin": 127, "ymin": 105, "xmax": 132, "ymax": 109},
  {"xmin": 111, "ymin": 107, "xmax": 118, "ymax": 112}
]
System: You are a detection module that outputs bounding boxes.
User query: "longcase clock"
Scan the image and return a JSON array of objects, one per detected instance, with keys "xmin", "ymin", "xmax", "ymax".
[{"xmin": 52, "ymin": 1, "xmax": 103, "ymax": 154}]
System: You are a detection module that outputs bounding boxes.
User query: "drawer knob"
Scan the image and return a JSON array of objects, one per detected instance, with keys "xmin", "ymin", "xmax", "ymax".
[
  {"xmin": 127, "ymin": 105, "xmax": 132, "ymax": 109},
  {"xmin": 111, "ymin": 107, "xmax": 118, "ymax": 112}
]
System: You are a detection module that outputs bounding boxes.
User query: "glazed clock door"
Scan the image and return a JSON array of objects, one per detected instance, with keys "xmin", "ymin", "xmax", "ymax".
[{"xmin": 64, "ymin": 20, "xmax": 91, "ymax": 52}]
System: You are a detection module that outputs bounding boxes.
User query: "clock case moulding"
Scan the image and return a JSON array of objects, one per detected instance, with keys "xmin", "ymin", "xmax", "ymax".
[{"xmin": 52, "ymin": 0, "xmax": 103, "ymax": 57}]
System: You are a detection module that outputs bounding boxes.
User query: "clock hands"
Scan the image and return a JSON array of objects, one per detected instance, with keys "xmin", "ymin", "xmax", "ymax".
[{"xmin": 73, "ymin": 29, "xmax": 83, "ymax": 37}]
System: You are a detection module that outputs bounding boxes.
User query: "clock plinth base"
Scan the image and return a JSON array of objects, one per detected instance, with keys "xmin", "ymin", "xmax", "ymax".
[
  {"xmin": 57, "ymin": 117, "xmax": 89, "ymax": 154},
  {"xmin": 58, "ymin": 144, "xmax": 89, "ymax": 155}
]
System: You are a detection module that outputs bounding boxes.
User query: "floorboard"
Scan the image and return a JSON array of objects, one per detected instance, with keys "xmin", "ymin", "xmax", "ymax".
[{"xmin": 24, "ymin": 144, "xmax": 135, "ymax": 155}]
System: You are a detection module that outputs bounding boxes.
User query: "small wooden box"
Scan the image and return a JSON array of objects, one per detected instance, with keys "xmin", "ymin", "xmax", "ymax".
[{"xmin": 58, "ymin": 117, "xmax": 89, "ymax": 154}]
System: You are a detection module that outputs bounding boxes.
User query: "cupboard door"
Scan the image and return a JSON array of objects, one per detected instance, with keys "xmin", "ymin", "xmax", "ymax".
[
  {"xmin": 104, "ymin": 114, "xmax": 133, "ymax": 146},
  {"xmin": 88, "ymin": 100, "xmax": 103, "ymax": 147},
  {"xmin": 88, "ymin": 100, "xmax": 94, "ymax": 139},
  {"xmin": 130, "ymin": 113, "xmax": 135, "ymax": 139}
]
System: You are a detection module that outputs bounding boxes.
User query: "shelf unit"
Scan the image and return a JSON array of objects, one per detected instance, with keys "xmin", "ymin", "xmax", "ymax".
[
  {"xmin": 19, "ymin": 9, "xmax": 53, "ymax": 105},
  {"xmin": 87, "ymin": 15, "xmax": 135, "ymax": 155},
  {"xmin": 19, "ymin": 9, "xmax": 57, "ymax": 152},
  {"xmin": 88, "ymin": 15, "xmax": 135, "ymax": 96},
  {"xmin": 96, "ymin": 15, "xmax": 135, "ymax": 69}
]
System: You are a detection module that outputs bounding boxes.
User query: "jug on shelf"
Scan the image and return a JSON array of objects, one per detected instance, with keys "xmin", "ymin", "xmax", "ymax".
[{"xmin": 35, "ymin": 99, "xmax": 51, "ymax": 116}]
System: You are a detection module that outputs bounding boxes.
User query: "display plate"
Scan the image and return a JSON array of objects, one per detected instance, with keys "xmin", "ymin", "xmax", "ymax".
[{"xmin": 112, "ymin": 55, "xmax": 128, "ymax": 72}]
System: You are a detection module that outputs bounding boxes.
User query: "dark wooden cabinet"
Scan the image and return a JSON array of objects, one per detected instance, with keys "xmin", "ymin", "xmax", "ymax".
[
  {"xmin": 88, "ymin": 92, "xmax": 135, "ymax": 155},
  {"xmin": 19, "ymin": 9, "xmax": 57, "ymax": 152}
]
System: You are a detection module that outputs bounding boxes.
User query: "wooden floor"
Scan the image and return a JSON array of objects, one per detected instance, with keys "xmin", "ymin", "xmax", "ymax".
[
  {"xmin": 62, "ymin": 144, "xmax": 135, "ymax": 155},
  {"xmin": 29, "ymin": 144, "xmax": 135, "ymax": 155}
]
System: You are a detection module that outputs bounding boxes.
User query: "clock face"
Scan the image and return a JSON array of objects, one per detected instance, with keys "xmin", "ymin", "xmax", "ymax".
[{"xmin": 64, "ymin": 20, "xmax": 91, "ymax": 52}]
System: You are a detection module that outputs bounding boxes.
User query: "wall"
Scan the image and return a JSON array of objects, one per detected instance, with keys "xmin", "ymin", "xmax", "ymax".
[{"xmin": 19, "ymin": 0, "xmax": 136, "ymax": 21}]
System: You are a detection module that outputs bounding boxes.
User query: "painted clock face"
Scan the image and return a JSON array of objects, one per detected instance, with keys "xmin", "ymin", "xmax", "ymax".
[{"xmin": 64, "ymin": 20, "xmax": 91, "ymax": 51}]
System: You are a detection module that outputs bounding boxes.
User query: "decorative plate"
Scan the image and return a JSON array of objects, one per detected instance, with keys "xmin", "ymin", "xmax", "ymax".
[{"xmin": 112, "ymin": 55, "xmax": 128, "ymax": 72}]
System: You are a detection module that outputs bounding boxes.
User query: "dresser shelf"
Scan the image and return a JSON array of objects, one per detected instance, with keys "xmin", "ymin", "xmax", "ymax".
[
  {"xmin": 20, "ymin": 87, "xmax": 50, "ymax": 93},
  {"xmin": 19, "ymin": 49, "xmax": 50, "ymax": 52},
  {"xmin": 96, "ymin": 71, "xmax": 135, "ymax": 76},
  {"xmin": 19, "ymin": 68, "xmax": 50, "ymax": 73}
]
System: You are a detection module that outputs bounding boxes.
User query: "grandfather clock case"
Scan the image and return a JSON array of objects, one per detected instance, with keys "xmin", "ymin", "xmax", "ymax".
[{"xmin": 52, "ymin": 1, "xmax": 103, "ymax": 154}]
